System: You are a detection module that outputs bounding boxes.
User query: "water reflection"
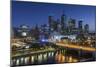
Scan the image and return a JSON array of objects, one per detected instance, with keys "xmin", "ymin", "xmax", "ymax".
[
  {"xmin": 12, "ymin": 49, "xmax": 93, "ymax": 66},
  {"xmin": 43, "ymin": 53, "xmax": 47, "ymax": 61},
  {"xmin": 38, "ymin": 54, "xmax": 43, "ymax": 63},
  {"xmin": 20, "ymin": 57, "xmax": 24, "ymax": 64},
  {"xmin": 25, "ymin": 57, "xmax": 29, "ymax": 64},
  {"xmin": 55, "ymin": 52, "xmax": 78, "ymax": 63},
  {"xmin": 16, "ymin": 59, "xmax": 19, "ymax": 65},
  {"xmin": 31, "ymin": 56, "xmax": 35, "ymax": 63}
]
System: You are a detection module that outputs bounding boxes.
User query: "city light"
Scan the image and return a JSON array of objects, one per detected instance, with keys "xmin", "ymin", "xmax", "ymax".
[{"xmin": 11, "ymin": 1, "xmax": 96, "ymax": 66}]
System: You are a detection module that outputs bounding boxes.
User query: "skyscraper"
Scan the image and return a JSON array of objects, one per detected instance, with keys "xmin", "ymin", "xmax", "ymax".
[
  {"xmin": 57, "ymin": 19, "xmax": 61, "ymax": 33},
  {"xmin": 48, "ymin": 16, "xmax": 53, "ymax": 31},
  {"xmin": 68, "ymin": 18, "xmax": 76, "ymax": 33},
  {"xmin": 61, "ymin": 12, "xmax": 66, "ymax": 30},
  {"xmin": 68, "ymin": 18, "xmax": 76, "ymax": 29},
  {"xmin": 78, "ymin": 20, "xmax": 83, "ymax": 33},
  {"xmin": 84, "ymin": 24, "xmax": 89, "ymax": 33}
]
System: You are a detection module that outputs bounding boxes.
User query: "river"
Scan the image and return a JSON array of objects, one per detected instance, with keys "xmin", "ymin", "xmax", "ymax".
[{"xmin": 11, "ymin": 47, "xmax": 95, "ymax": 66}]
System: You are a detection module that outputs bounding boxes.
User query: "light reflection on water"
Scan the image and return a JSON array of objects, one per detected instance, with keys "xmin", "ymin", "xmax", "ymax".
[
  {"xmin": 31, "ymin": 56, "xmax": 34, "ymax": 63},
  {"xmin": 38, "ymin": 54, "xmax": 43, "ymax": 63},
  {"xmin": 25, "ymin": 57, "xmax": 29, "ymax": 64},
  {"xmin": 55, "ymin": 52, "xmax": 78, "ymax": 63},
  {"xmin": 12, "ymin": 50, "xmax": 79, "ymax": 66},
  {"xmin": 16, "ymin": 59, "xmax": 19, "ymax": 65},
  {"xmin": 43, "ymin": 53, "xmax": 47, "ymax": 61}
]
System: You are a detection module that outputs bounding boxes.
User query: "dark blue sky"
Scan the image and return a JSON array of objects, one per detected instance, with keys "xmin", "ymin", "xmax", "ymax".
[{"xmin": 12, "ymin": 1, "xmax": 96, "ymax": 31}]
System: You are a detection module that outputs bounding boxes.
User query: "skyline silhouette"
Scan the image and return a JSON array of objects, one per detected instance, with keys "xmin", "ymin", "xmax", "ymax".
[{"xmin": 12, "ymin": 1, "xmax": 96, "ymax": 31}]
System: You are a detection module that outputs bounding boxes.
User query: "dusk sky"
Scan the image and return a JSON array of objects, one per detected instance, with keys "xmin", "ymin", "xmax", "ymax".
[{"xmin": 12, "ymin": 1, "xmax": 96, "ymax": 31}]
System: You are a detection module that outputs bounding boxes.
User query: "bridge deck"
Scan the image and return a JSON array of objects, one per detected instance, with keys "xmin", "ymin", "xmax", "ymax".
[{"xmin": 56, "ymin": 43, "xmax": 96, "ymax": 52}]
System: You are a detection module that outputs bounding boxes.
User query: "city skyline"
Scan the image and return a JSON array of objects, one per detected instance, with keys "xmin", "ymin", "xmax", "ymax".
[
  {"xmin": 12, "ymin": 1, "xmax": 96, "ymax": 31},
  {"xmin": 11, "ymin": 1, "xmax": 96, "ymax": 66}
]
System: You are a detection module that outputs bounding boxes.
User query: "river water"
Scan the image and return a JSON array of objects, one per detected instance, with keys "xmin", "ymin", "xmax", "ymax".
[{"xmin": 11, "ymin": 48, "xmax": 95, "ymax": 66}]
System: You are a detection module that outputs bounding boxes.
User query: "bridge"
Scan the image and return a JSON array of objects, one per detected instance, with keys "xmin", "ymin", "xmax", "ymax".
[
  {"xmin": 12, "ymin": 48, "xmax": 55, "ymax": 58},
  {"xmin": 55, "ymin": 43, "xmax": 96, "ymax": 52}
]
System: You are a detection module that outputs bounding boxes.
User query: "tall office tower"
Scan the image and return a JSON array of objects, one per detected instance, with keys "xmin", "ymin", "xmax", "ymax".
[
  {"xmin": 61, "ymin": 12, "xmax": 66, "ymax": 30},
  {"xmin": 57, "ymin": 19, "xmax": 61, "ymax": 32},
  {"xmin": 48, "ymin": 16, "xmax": 54, "ymax": 31},
  {"xmin": 78, "ymin": 20, "xmax": 83, "ymax": 33},
  {"xmin": 68, "ymin": 18, "xmax": 76, "ymax": 33},
  {"xmin": 84, "ymin": 24, "xmax": 89, "ymax": 34},
  {"xmin": 68, "ymin": 18, "xmax": 76, "ymax": 29},
  {"xmin": 53, "ymin": 20, "xmax": 59, "ymax": 31}
]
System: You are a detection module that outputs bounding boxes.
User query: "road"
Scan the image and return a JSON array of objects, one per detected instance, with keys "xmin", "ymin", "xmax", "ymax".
[
  {"xmin": 56, "ymin": 43, "xmax": 96, "ymax": 52},
  {"xmin": 12, "ymin": 48, "xmax": 55, "ymax": 57}
]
